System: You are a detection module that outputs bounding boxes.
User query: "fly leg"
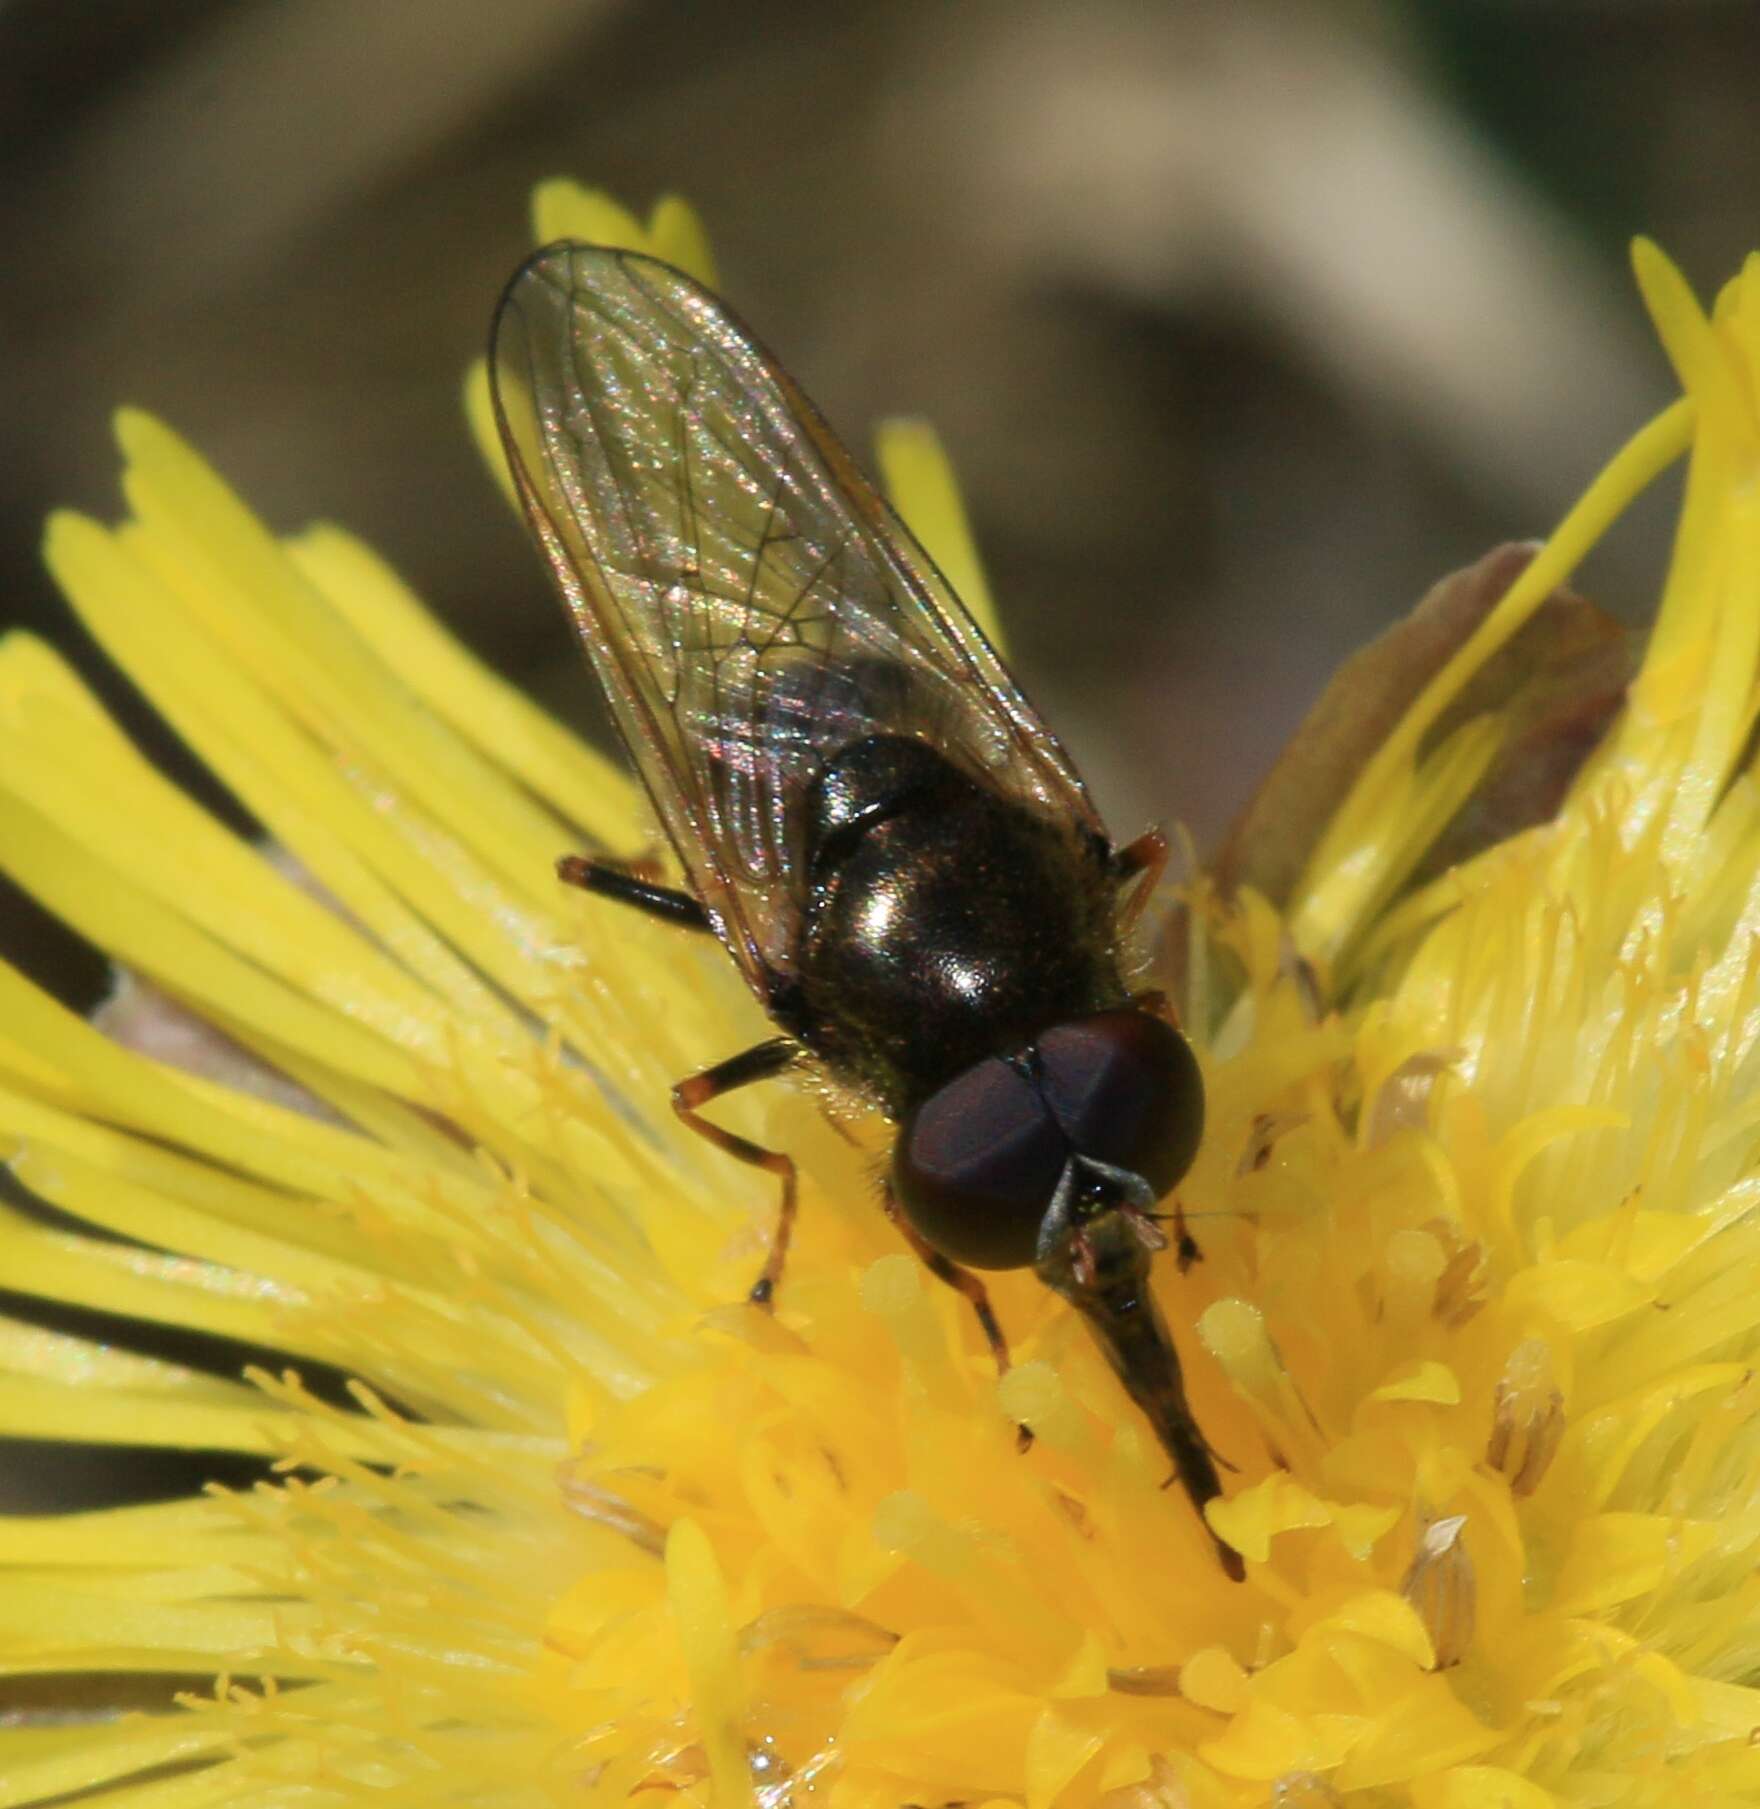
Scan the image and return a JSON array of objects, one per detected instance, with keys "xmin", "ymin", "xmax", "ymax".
[
  {"xmin": 1128, "ymin": 981, "xmax": 1203, "ymax": 1272},
  {"xmin": 882, "ymin": 1186, "xmax": 1031, "ymax": 1450},
  {"xmin": 558, "ymin": 854, "xmax": 711, "ymax": 931},
  {"xmin": 561, "ymin": 859, "xmax": 797, "ymax": 1305},
  {"xmin": 671, "ymin": 1038, "xmax": 800, "ymax": 1308},
  {"xmin": 1111, "ymin": 827, "xmax": 1168, "ymax": 937}
]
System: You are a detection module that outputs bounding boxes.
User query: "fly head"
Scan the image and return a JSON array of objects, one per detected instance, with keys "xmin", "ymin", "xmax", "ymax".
[{"xmin": 891, "ymin": 1007, "xmax": 1205, "ymax": 1271}]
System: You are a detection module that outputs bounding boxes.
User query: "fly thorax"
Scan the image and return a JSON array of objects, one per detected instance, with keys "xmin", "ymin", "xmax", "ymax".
[{"xmin": 795, "ymin": 744, "xmax": 1123, "ymax": 1108}]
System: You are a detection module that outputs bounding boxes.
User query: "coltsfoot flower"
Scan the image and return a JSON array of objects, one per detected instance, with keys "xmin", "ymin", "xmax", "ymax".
[{"xmin": 3, "ymin": 185, "xmax": 1759, "ymax": 1807}]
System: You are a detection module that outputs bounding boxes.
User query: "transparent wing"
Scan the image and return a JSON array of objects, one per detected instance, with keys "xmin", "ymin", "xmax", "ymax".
[{"xmin": 491, "ymin": 243, "xmax": 1103, "ymax": 1000}]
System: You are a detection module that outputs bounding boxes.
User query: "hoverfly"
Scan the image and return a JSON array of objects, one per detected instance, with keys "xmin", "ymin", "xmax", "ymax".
[{"xmin": 492, "ymin": 243, "xmax": 1239, "ymax": 1579}]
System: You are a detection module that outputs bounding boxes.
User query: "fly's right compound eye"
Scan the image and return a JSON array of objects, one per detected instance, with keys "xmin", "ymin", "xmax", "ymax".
[
  {"xmin": 1036, "ymin": 1010, "xmax": 1204, "ymax": 1201},
  {"xmin": 893, "ymin": 1058, "xmax": 1067, "ymax": 1270}
]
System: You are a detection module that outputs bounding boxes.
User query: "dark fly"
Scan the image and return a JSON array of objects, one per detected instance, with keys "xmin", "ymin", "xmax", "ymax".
[{"xmin": 491, "ymin": 244, "xmax": 1239, "ymax": 1579}]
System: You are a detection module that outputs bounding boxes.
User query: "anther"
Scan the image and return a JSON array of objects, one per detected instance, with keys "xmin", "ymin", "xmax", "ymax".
[
  {"xmin": 1271, "ymin": 1772, "xmax": 1343, "ymax": 1807},
  {"xmin": 1486, "ymin": 1337, "xmax": 1565, "ymax": 1496},
  {"xmin": 1402, "ymin": 1513, "xmax": 1476, "ymax": 1669}
]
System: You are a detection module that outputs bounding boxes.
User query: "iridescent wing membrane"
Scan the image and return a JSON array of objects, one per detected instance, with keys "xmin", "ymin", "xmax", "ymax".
[{"xmin": 491, "ymin": 243, "xmax": 1102, "ymax": 1000}]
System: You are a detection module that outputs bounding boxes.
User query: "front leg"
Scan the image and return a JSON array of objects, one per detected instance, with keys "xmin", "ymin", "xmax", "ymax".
[
  {"xmin": 1128, "ymin": 984, "xmax": 1202, "ymax": 1271},
  {"xmin": 882, "ymin": 1185, "xmax": 1031, "ymax": 1450},
  {"xmin": 1111, "ymin": 828, "xmax": 1169, "ymax": 937},
  {"xmin": 672, "ymin": 1038, "xmax": 800, "ymax": 1306}
]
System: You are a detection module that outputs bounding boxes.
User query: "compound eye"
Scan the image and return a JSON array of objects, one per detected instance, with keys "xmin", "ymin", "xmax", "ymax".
[
  {"xmin": 893, "ymin": 1057, "xmax": 1067, "ymax": 1270},
  {"xmin": 1036, "ymin": 1010, "xmax": 1204, "ymax": 1199}
]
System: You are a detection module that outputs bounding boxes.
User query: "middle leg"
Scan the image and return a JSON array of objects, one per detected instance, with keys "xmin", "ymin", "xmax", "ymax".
[
  {"xmin": 1111, "ymin": 827, "xmax": 1169, "ymax": 937},
  {"xmin": 672, "ymin": 1037, "xmax": 800, "ymax": 1307}
]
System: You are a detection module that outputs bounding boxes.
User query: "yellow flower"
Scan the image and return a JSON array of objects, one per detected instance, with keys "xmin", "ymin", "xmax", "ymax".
[{"xmin": 3, "ymin": 180, "xmax": 1759, "ymax": 1807}]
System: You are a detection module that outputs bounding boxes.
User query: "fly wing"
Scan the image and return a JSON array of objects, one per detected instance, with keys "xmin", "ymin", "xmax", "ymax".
[{"xmin": 491, "ymin": 243, "xmax": 1104, "ymax": 999}]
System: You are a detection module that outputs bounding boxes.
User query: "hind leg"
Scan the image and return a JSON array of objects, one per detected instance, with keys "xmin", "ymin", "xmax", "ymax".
[{"xmin": 883, "ymin": 1186, "xmax": 1031, "ymax": 1450}]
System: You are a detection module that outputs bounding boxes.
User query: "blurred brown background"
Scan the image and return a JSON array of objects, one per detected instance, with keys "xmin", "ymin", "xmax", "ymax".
[{"xmin": 4, "ymin": 0, "xmax": 1759, "ymax": 1011}]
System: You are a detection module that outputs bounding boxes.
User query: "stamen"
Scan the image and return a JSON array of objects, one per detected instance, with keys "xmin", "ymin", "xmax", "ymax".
[
  {"xmin": 997, "ymin": 1360, "xmax": 1101, "ymax": 1466},
  {"xmin": 1401, "ymin": 1514, "xmax": 1476, "ymax": 1669},
  {"xmin": 557, "ymin": 1461, "xmax": 666, "ymax": 1554},
  {"xmin": 1104, "ymin": 1664, "xmax": 1181, "ymax": 1697},
  {"xmin": 739, "ymin": 1606, "xmax": 898, "ymax": 1673},
  {"xmin": 1096, "ymin": 1755, "xmax": 1185, "ymax": 1808},
  {"xmin": 1279, "ymin": 932, "xmax": 1326, "ymax": 1022},
  {"xmin": 1379, "ymin": 1227, "xmax": 1448, "ymax": 1335},
  {"xmin": 1429, "ymin": 1218, "xmax": 1491, "ymax": 1328},
  {"xmin": 1199, "ymin": 1297, "xmax": 1323, "ymax": 1460},
  {"xmin": 1364, "ymin": 1049, "xmax": 1460, "ymax": 1148},
  {"xmin": 1487, "ymin": 1338, "xmax": 1566, "ymax": 1496},
  {"xmin": 1177, "ymin": 1644, "xmax": 1251, "ymax": 1714},
  {"xmin": 1236, "ymin": 1111, "xmax": 1309, "ymax": 1175},
  {"xmin": 1272, "ymin": 1772, "xmax": 1344, "ymax": 1807}
]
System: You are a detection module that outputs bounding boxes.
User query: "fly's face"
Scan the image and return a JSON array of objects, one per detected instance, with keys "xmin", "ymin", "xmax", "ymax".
[
  {"xmin": 890, "ymin": 995, "xmax": 1238, "ymax": 1578},
  {"xmin": 892, "ymin": 1007, "xmax": 1204, "ymax": 1272}
]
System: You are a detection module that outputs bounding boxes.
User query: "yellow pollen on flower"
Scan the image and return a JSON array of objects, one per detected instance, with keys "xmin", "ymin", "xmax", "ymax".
[{"xmin": 3, "ymin": 186, "xmax": 1760, "ymax": 1808}]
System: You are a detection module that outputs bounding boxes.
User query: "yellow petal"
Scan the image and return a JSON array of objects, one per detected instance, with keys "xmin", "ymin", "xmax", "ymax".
[{"xmin": 874, "ymin": 416, "xmax": 1004, "ymax": 652}]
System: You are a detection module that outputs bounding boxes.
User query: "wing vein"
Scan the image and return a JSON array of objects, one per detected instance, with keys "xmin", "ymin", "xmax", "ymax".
[{"xmin": 491, "ymin": 242, "xmax": 1104, "ymax": 1004}]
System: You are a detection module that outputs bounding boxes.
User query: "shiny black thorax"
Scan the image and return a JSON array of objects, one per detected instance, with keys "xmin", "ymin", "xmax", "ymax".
[{"xmin": 780, "ymin": 734, "xmax": 1127, "ymax": 1118}]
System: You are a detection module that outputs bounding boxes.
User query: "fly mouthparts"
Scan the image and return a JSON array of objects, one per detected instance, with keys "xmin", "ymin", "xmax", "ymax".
[{"xmin": 1036, "ymin": 1205, "xmax": 1245, "ymax": 1582}]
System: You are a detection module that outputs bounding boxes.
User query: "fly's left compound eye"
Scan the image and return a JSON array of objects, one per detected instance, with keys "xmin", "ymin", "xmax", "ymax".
[
  {"xmin": 893, "ymin": 1057, "xmax": 1068, "ymax": 1270},
  {"xmin": 1036, "ymin": 1009, "xmax": 1205, "ymax": 1199}
]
